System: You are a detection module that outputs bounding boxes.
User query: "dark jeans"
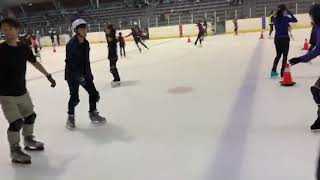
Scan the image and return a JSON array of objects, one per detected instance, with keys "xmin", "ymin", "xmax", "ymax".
[
  {"xmin": 269, "ymin": 24, "xmax": 274, "ymax": 36},
  {"xmin": 110, "ymin": 58, "xmax": 120, "ymax": 82},
  {"xmin": 195, "ymin": 32, "xmax": 204, "ymax": 45},
  {"xmin": 272, "ymin": 37, "xmax": 290, "ymax": 77},
  {"xmin": 120, "ymin": 46, "xmax": 126, "ymax": 57},
  {"xmin": 67, "ymin": 78, "xmax": 99, "ymax": 115},
  {"xmin": 135, "ymin": 40, "xmax": 148, "ymax": 51}
]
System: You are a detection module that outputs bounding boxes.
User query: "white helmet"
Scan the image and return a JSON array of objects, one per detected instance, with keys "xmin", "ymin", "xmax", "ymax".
[{"xmin": 71, "ymin": 19, "xmax": 87, "ymax": 32}]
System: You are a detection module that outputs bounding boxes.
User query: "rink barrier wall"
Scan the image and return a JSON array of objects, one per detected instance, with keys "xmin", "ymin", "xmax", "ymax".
[
  {"xmin": 31, "ymin": 13, "xmax": 311, "ymax": 46},
  {"xmin": 225, "ymin": 13, "xmax": 312, "ymax": 34},
  {"xmin": 39, "ymin": 24, "xmax": 213, "ymax": 46}
]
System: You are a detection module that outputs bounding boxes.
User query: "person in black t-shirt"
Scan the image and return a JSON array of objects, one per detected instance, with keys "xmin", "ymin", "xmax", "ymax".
[
  {"xmin": 105, "ymin": 24, "xmax": 121, "ymax": 87},
  {"xmin": 65, "ymin": 19, "xmax": 106, "ymax": 129},
  {"xmin": 0, "ymin": 18, "xmax": 56, "ymax": 164}
]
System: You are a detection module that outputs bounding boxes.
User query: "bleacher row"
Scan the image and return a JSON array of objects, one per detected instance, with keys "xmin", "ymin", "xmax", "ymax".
[{"xmin": 16, "ymin": 0, "xmax": 319, "ymax": 34}]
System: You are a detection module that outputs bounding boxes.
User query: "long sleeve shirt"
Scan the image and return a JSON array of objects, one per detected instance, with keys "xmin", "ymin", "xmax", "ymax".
[
  {"xmin": 301, "ymin": 26, "xmax": 320, "ymax": 62},
  {"xmin": 272, "ymin": 13, "xmax": 297, "ymax": 38}
]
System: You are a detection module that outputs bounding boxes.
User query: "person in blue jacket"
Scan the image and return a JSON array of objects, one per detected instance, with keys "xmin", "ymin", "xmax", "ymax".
[
  {"xmin": 65, "ymin": 19, "xmax": 106, "ymax": 129},
  {"xmin": 271, "ymin": 4, "xmax": 297, "ymax": 78},
  {"xmin": 289, "ymin": 4, "xmax": 320, "ymax": 131}
]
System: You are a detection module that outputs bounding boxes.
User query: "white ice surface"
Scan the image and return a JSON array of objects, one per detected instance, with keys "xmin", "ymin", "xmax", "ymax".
[{"xmin": 0, "ymin": 29, "xmax": 319, "ymax": 180}]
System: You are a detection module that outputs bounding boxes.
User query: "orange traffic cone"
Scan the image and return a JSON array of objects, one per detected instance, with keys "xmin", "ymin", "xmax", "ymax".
[
  {"xmin": 303, "ymin": 38, "xmax": 309, "ymax": 50},
  {"xmin": 187, "ymin": 36, "xmax": 191, "ymax": 43},
  {"xmin": 280, "ymin": 64, "xmax": 296, "ymax": 86},
  {"xmin": 259, "ymin": 31, "xmax": 264, "ymax": 39}
]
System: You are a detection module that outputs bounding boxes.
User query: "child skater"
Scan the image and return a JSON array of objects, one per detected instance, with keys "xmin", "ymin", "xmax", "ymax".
[{"xmin": 118, "ymin": 32, "xmax": 126, "ymax": 58}]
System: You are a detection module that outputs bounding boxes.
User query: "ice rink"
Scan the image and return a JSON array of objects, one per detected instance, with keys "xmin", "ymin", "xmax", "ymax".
[{"xmin": 0, "ymin": 28, "xmax": 320, "ymax": 180}]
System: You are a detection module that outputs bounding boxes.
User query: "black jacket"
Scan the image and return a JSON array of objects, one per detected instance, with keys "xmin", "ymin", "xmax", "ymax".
[
  {"xmin": 65, "ymin": 36, "xmax": 93, "ymax": 81},
  {"xmin": 310, "ymin": 26, "xmax": 317, "ymax": 45},
  {"xmin": 106, "ymin": 28, "xmax": 118, "ymax": 59}
]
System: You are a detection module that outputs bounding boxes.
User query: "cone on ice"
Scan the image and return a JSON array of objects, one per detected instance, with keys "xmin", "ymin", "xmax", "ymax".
[
  {"xmin": 280, "ymin": 64, "xmax": 296, "ymax": 86},
  {"xmin": 303, "ymin": 38, "xmax": 309, "ymax": 50}
]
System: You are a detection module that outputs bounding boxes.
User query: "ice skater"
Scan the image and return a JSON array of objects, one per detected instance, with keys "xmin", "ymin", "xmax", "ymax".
[
  {"xmin": 270, "ymin": 4, "xmax": 297, "ymax": 78},
  {"xmin": 289, "ymin": 4, "xmax": 320, "ymax": 131},
  {"xmin": 65, "ymin": 19, "xmax": 106, "ymax": 129},
  {"xmin": 126, "ymin": 27, "xmax": 149, "ymax": 52},
  {"xmin": 233, "ymin": 18, "xmax": 239, "ymax": 35},
  {"xmin": 287, "ymin": 4, "xmax": 320, "ymax": 179},
  {"xmin": 268, "ymin": 11, "xmax": 275, "ymax": 38},
  {"xmin": 195, "ymin": 21, "xmax": 205, "ymax": 47},
  {"xmin": 36, "ymin": 30, "xmax": 42, "ymax": 49},
  {"xmin": 118, "ymin": 32, "xmax": 126, "ymax": 58},
  {"xmin": 105, "ymin": 25, "xmax": 121, "ymax": 87},
  {"xmin": 203, "ymin": 18, "xmax": 208, "ymax": 36},
  {"xmin": 30, "ymin": 33, "xmax": 41, "ymax": 61},
  {"xmin": 56, "ymin": 32, "xmax": 60, "ymax": 46},
  {"xmin": 0, "ymin": 18, "xmax": 56, "ymax": 164},
  {"xmin": 50, "ymin": 31, "xmax": 55, "ymax": 46}
]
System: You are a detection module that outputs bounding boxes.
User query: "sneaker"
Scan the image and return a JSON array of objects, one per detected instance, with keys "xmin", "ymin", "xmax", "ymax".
[
  {"xmin": 89, "ymin": 111, "xmax": 107, "ymax": 124},
  {"xmin": 10, "ymin": 145, "xmax": 31, "ymax": 164},
  {"xmin": 24, "ymin": 135, "xmax": 44, "ymax": 151},
  {"xmin": 66, "ymin": 115, "xmax": 76, "ymax": 129}
]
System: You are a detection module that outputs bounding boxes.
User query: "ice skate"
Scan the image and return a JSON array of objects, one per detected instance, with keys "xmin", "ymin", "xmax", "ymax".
[
  {"xmin": 311, "ymin": 118, "xmax": 320, "ymax": 131},
  {"xmin": 111, "ymin": 81, "xmax": 121, "ymax": 88},
  {"xmin": 24, "ymin": 135, "xmax": 44, "ymax": 151},
  {"xmin": 89, "ymin": 111, "xmax": 107, "ymax": 124},
  {"xmin": 66, "ymin": 115, "xmax": 76, "ymax": 129},
  {"xmin": 11, "ymin": 145, "xmax": 31, "ymax": 164}
]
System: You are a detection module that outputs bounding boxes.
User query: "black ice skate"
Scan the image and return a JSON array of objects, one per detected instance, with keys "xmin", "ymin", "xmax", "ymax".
[
  {"xmin": 311, "ymin": 119, "xmax": 320, "ymax": 131},
  {"xmin": 89, "ymin": 111, "xmax": 107, "ymax": 124},
  {"xmin": 11, "ymin": 145, "xmax": 31, "ymax": 164},
  {"xmin": 66, "ymin": 115, "xmax": 76, "ymax": 129},
  {"xmin": 24, "ymin": 135, "xmax": 44, "ymax": 151}
]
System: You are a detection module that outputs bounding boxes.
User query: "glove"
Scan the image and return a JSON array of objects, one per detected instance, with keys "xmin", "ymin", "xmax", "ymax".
[
  {"xmin": 289, "ymin": 57, "xmax": 302, "ymax": 66},
  {"xmin": 46, "ymin": 74, "xmax": 56, "ymax": 88}
]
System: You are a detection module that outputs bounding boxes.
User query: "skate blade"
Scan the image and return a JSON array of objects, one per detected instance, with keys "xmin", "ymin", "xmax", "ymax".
[
  {"xmin": 111, "ymin": 84, "xmax": 121, "ymax": 88},
  {"xmin": 12, "ymin": 159, "xmax": 31, "ymax": 164},
  {"xmin": 66, "ymin": 125, "xmax": 76, "ymax": 130},
  {"xmin": 311, "ymin": 129, "xmax": 320, "ymax": 132},
  {"xmin": 91, "ymin": 121, "xmax": 107, "ymax": 125},
  {"xmin": 24, "ymin": 146, "xmax": 44, "ymax": 151}
]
